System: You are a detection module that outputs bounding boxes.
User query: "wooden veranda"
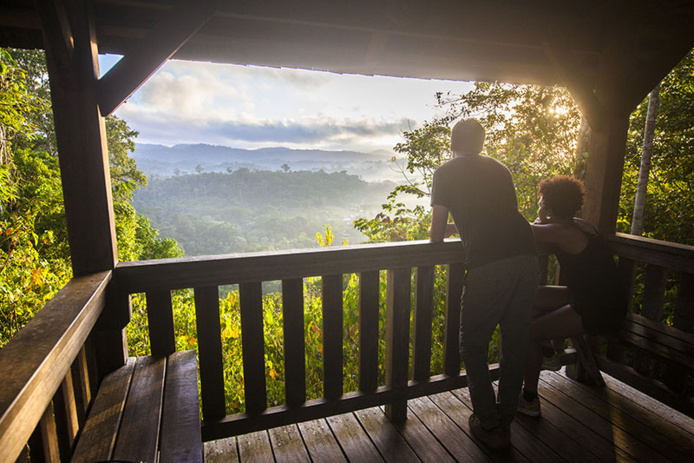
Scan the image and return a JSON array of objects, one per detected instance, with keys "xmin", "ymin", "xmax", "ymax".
[
  {"xmin": 1, "ymin": 1, "xmax": 694, "ymax": 462},
  {"xmin": 205, "ymin": 370, "xmax": 694, "ymax": 462}
]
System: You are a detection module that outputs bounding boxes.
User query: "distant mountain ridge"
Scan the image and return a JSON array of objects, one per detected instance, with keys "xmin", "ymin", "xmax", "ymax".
[{"xmin": 132, "ymin": 143, "xmax": 401, "ymax": 182}]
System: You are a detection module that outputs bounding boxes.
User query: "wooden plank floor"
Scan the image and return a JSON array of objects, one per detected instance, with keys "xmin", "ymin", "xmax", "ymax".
[{"xmin": 204, "ymin": 370, "xmax": 694, "ymax": 462}]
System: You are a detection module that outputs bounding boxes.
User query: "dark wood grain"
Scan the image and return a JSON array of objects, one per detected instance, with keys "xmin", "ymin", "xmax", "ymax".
[
  {"xmin": 204, "ymin": 437, "xmax": 239, "ymax": 463},
  {"xmin": 44, "ymin": 0, "xmax": 117, "ymax": 277},
  {"xmin": 116, "ymin": 240, "xmax": 466, "ymax": 293},
  {"xmin": 269, "ymin": 424, "xmax": 310, "ymax": 462},
  {"xmin": 0, "ymin": 271, "xmax": 110, "ymax": 463},
  {"xmin": 413, "ymin": 266, "xmax": 435, "ymax": 382},
  {"xmin": 596, "ymin": 355, "xmax": 694, "ymax": 416},
  {"xmin": 70, "ymin": 347, "xmax": 91, "ymax": 428},
  {"xmin": 112, "ymin": 356, "xmax": 166, "ymax": 463},
  {"xmin": 388, "ymin": 400, "xmax": 456, "ymax": 462},
  {"xmin": 444, "ymin": 263, "xmax": 465, "ymax": 377},
  {"xmin": 146, "ymin": 289, "xmax": 176, "ymax": 356},
  {"xmin": 608, "ymin": 233, "xmax": 694, "ymax": 274},
  {"xmin": 322, "ymin": 274, "xmax": 344, "ymax": 400},
  {"xmin": 71, "ymin": 358, "xmax": 136, "ymax": 463},
  {"xmin": 326, "ymin": 412, "xmax": 383, "ymax": 462},
  {"xmin": 237, "ymin": 431, "xmax": 273, "ymax": 461},
  {"xmin": 359, "ymin": 270, "xmax": 380, "ymax": 393},
  {"xmin": 385, "ymin": 267, "xmax": 411, "ymax": 421},
  {"xmin": 195, "ymin": 286, "xmax": 227, "ymax": 419},
  {"xmin": 297, "ymin": 418, "xmax": 347, "ymax": 462},
  {"xmin": 540, "ymin": 371, "xmax": 686, "ymax": 462},
  {"xmin": 52, "ymin": 373, "xmax": 79, "ymax": 461},
  {"xmin": 160, "ymin": 350, "xmax": 203, "ymax": 463},
  {"xmin": 239, "ymin": 282, "xmax": 267, "ymax": 414},
  {"xmin": 355, "ymin": 407, "xmax": 419, "ymax": 462},
  {"xmin": 282, "ymin": 278, "xmax": 306, "ymax": 407}
]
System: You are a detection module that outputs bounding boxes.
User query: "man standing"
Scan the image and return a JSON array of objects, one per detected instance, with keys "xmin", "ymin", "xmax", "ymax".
[{"xmin": 429, "ymin": 119, "xmax": 538, "ymax": 449}]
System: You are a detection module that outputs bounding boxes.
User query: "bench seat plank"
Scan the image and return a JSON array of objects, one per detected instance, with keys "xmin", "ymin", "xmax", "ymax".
[
  {"xmin": 112, "ymin": 356, "xmax": 166, "ymax": 463},
  {"xmin": 160, "ymin": 350, "xmax": 203, "ymax": 462},
  {"xmin": 71, "ymin": 358, "xmax": 136, "ymax": 463}
]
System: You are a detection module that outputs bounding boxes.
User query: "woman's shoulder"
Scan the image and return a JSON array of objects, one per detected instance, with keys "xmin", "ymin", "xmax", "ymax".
[
  {"xmin": 532, "ymin": 221, "xmax": 589, "ymax": 254},
  {"xmin": 572, "ymin": 218, "xmax": 599, "ymax": 236}
]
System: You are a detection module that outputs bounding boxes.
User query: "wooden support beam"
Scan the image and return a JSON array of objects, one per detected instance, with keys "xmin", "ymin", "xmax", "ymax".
[
  {"xmin": 45, "ymin": 0, "xmax": 117, "ymax": 276},
  {"xmin": 98, "ymin": 0, "xmax": 221, "ymax": 116},
  {"xmin": 582, "ymin": 113, "xmax": 629, "ymax": 234},
  {"xmin": 33, "ymin": 0, "xmax": 73, "ymax": 68},
  {"xmin": 578, "ymin": 21, "xmax": 637, "ymax": 234}
]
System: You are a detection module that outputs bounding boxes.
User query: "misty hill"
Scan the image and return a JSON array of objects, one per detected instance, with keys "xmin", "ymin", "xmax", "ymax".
[
  {"xmin": 133, "ymin": 169, "xmax": 395, "ymax": 255},
  {"xmin": 133, "ymin": 143, "xmax": 403, "ymax": 182}
]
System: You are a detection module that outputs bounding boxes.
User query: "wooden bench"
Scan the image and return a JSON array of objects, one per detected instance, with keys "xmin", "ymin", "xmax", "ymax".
[{"xmin": 72, "ymin": 350, "xmax": 202, "ymax": 463}]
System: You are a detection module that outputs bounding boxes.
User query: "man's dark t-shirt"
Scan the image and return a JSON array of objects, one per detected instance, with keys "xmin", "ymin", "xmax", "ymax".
[{"xmin": 431, "ymin": 154, "xmax": 536, "ymax": 269}]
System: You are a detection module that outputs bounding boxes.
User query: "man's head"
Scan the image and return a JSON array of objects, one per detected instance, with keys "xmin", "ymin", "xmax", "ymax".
[{"xmin": 450, "ymin": 119, "xmax": 485, "ymax": 157}]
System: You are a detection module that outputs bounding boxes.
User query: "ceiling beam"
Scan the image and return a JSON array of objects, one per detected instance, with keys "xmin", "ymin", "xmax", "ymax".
[
  {"xmin": 97, "ymin": 0, "xmax": 222, "ymax": 117},
  {"xmin": 33, "ymin": 0, "xmax": 73, "ymax": 68}
]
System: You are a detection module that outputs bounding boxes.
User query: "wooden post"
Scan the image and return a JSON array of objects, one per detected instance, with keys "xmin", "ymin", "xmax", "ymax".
[
  {"xmin": 41, "ymin": 0, "xmax": 127, "ymax": 378},
  {"xmin": 581, "ymin": 113, "xmax": 630, "ymax": 235},
  {"xmin": 385, "ymin": 268, "xmax": 411, "ymax": 422},
  {"xmin": 43, "ymin": 0, "xmax": 118, "ymax": 277}
]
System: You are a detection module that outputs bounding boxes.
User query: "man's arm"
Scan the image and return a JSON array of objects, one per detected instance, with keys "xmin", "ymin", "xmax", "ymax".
[{"xmin": 429, "ymin": 205, "xmax": 451, "ymax": 242}]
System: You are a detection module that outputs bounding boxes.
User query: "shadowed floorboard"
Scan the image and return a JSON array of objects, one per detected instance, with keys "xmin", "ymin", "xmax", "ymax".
[{"xmin": 204, "ymin": 370, "xmax": 694, "ymax": 462}]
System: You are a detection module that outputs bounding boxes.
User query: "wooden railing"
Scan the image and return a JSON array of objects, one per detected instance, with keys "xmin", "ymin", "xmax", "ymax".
[
  {"xmin": 3, "ymin": 233, "xmax": 692, "ymax": 460},
  {"xmin": 114, "ymin": 240, "xmax": 476, "ymax": 441},
  {"xmin": 602, "ymin": 233, "xmax": 694, "ymax": 415},
  {"xmin": 0, "ymin": 272, "xmax": 111, "ymax": 462}
]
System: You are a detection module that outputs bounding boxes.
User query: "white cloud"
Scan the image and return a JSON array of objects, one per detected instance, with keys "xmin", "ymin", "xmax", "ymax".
[{"xmin": 104, "ymin": 56, "xmax": 475, "ymax": 152}]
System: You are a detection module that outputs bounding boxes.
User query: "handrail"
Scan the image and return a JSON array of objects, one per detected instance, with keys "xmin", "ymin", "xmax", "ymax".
[
  {"xmin": 0, "ymin": 271, "xmax": 111, "ymax": 462},
  {"xmin": 115, "ymin": 239, "xmax": 466, "ymax": 293},
  {"xmin": 608, "ymin": 233, "xmax": 694, "ymax": 273}
]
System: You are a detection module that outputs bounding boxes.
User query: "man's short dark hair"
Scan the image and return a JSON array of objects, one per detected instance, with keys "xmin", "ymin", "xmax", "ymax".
[
  {"xmin": 451, "ymin": 119, "xmax": 485, "ymax": 155},
  {"xmin": 538, "ymin": 175, "xmax": 585, "ymax": 220}
]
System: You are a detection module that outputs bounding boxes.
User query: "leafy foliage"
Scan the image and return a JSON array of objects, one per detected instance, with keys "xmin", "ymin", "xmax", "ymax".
[
  {"xmin": 1, "ymin": 48, "xmax": 182, "ymax": 347},
  {"xmin": 132, "ymin": 169, "xmax": 392, "ymax": 254}
]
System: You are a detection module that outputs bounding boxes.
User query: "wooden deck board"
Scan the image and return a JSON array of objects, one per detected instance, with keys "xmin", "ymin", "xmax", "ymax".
[
  {"xmin": 541, "ymin": 371, "xmax": 688, "ymax": 462},
  {"xmin": 204, "ymin": 371, "xmax": 694, "ymax": 462},
  {"xmin": 298, "ymin": 418, "xmax": 347, "ymax": 462}
]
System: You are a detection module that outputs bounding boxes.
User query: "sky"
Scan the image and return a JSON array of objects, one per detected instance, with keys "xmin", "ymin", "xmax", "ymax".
[{"xmin": 99, "ymin": 55, "xmax": 474, "ymax": 153}]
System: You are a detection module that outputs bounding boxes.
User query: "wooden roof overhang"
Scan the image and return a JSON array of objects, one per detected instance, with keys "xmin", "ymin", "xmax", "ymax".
[{"xmin": 0, "ymin": 0, "xmax": 693, "ymax": 275}]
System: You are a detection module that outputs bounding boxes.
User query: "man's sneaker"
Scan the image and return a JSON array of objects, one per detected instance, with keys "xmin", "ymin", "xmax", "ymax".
[
  {"xmin": 468, "ymin": 414, "xmax": 511, "ymax": 449},
  {"xmin": 517, "ymin": 393, "xmax": 541, "ymax": 417},
  {"xmin": 541, "ymin": 353, "xmax": 562, "ymax": 371}
]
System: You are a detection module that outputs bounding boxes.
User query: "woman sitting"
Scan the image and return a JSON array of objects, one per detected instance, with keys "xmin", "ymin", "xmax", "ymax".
[{"xmin": 518, "ymin": 175, "xmax": 627, "ymax": 417}]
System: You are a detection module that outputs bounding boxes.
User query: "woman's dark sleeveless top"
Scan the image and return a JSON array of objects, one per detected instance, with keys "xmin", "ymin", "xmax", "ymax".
[{"xmin": 556, "ymin": 223, "xmax": 628, "ymax": 335}]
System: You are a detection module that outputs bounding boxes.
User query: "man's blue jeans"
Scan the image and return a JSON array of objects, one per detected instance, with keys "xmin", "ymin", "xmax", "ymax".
[{"xmin": 459, "ymin": 254, "xmax": 540, "ymax": 429}]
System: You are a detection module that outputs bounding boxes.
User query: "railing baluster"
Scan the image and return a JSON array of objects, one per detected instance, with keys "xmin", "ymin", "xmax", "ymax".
[
  {"xmin": 70, "ymin": 347, "xmax": 90, "ymax": 428},
  {"xmin": 413, "ymin": 266, "xmax": 435, "ymax": 382},
  {"xmin": 52, "ymin": 372, "xmax": 79, "ymax": 461},
  {"xmin": 359, "ymin": 271, "xmax": 380, "ymax": 393},
  {"xmin": 444, "ymin": 263, "xmax": 465, "ymax": 377},
  {"xmin": 283, "ymin": 278, "xmax": 306, "ymax": 407},
  {"xmin": 385, "ymin": 267, "xmax": 411, "ymax": 422},
  {"xmin": 27, "ymin": 402, "xmax": 60, "ymax": 463},
  {"xmin": 322, "ymin": 274, "xmax": 344, "ymax": 400},
  {"xmin": 240, "ymin": 282, "xmax": 267, "ymax": 414},
  {"xmin": 634, "ymin": 264, "xmax": 668, "ymax": 376},
  {"xmin": 665, "ymin": 272, "xmax": 694, "ymax": 393},
  {"xmin": 194, "ymin": 286, "xmax": 226, "ymax": 419},
  {"xmin": 146, "ymin": 289, "xmax": 176, "ymax": 356},
  {"xmin": 607, "ymin": 256, "xmax": 636, "ymax": 361}
]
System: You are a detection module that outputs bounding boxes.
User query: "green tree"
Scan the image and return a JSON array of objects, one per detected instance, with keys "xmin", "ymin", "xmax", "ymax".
[
  {"xmin": 356, "ymin": 82, "xmax": 583, "ymax": 244},
  {"xmin": 620, "ymin": 49, "xmax": 694, "ymax": 245},
  {"xmin": 1, "ymin": 48, "xmax": 182, "ymax": 346}
]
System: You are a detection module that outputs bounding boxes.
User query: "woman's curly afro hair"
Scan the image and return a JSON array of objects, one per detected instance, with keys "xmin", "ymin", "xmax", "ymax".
[{"xmin": 538, "ymin": 175, "xmax": 585, "ymax": 220}]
